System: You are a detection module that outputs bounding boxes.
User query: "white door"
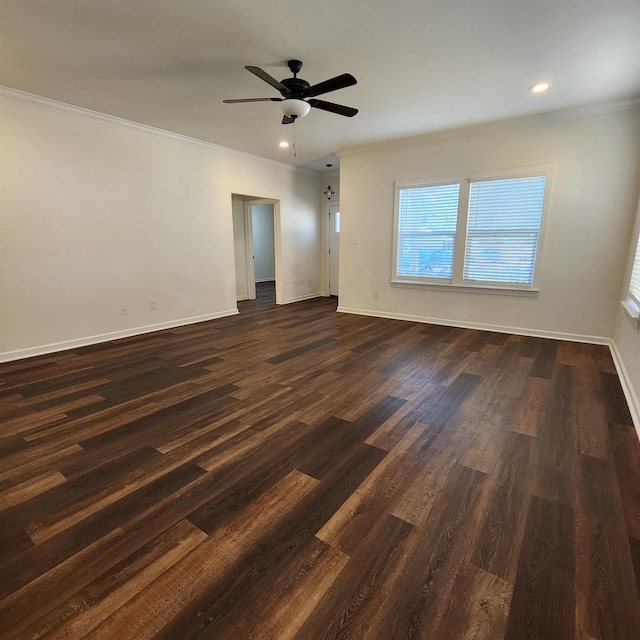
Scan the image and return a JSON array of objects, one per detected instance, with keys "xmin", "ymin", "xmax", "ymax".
[{"xmin": 328, "ymin": 204, "xmax": 340, "ymax": 296}]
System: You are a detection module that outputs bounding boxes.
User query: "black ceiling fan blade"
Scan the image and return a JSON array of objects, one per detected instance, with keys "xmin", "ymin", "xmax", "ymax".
[
  {"xmin": 222, "ymin": 98, "xmax": 282, "ymax": 104},
  {"xmin": 282, "ymin": 115, "xmax": 295, "ymax": 125},
  {"xmin": 304, "ymin": 73, "xmax": 357, "ymax": 98},
  {"xmin": 308, "ymin": 99, "xmax": 358, "ymax": 117},
  {"xmin": 223, "ymin": 98, "xmax": 282, "ymax": 103},
  {"xmin": 245, "ymin": 66, "xmax": 291, "ymax": 97}
]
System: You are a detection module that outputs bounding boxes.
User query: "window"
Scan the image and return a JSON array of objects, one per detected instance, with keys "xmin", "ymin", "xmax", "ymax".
[
  {"xmin": 622, "ymin": 235, "xmax": 640, "ymax": 328},
  {"xmin": 393, "ymin": 169, "xmax": 549, "ymax": 291},
  {"xmin": 629, "ymin": 237, "xmax": 640, "ymax": 308},
  {"xmin": 396, "ymin": 182, "xmax": 459, "ymax": 280}
]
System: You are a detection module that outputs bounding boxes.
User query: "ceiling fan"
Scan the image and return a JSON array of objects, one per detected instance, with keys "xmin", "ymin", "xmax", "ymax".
[{"xmin": 223, "ymin": 59, "xmax": 358, "ymax": 124}]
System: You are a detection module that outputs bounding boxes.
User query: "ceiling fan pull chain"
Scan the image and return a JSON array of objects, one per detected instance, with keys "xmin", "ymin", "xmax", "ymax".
[{"xmin": 293, "ymin": 119, "xmax": 297, "ymax": 158}]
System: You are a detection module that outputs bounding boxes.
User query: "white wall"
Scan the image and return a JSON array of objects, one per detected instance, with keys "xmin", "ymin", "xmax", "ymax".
[
  {"xmin": 338, "ymin": 108, "xmax": 640, "ymax": 342},
  {"xmin": 613, "ymin": 192, "xmax": 640, "ymax": 429},
  {"xmin": 0, "ymin": 92, "xmax": 321, "ymax": 360},
  {"xmin": 252, "ymin": 204, "xmax": 275, "ymax": 282}
]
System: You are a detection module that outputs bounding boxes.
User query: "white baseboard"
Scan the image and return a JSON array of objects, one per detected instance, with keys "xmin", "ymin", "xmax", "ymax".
[
  {"xmin": 0, "ymin": 309, "xmax": 239, "ymax": 363},
  {"xmin": 337, "ymin": 306, "xmax": 610, "ymax": 345},
  {"xmin": 609, "ymin": 340, "xmax": 640, "ymax": 440},
  {"xmin": 278, "ymin": 292, "xmax": 323, "ymax": 305}
]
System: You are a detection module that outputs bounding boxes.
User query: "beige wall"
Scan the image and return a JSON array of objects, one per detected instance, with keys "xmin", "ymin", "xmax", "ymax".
[
  {"xmin": 0, "ymin": 93, "xmax": 321, "ymax": 359},
  {"xmin": 338, "ymin": 108, "xmax": 640, "ymax": 341}
]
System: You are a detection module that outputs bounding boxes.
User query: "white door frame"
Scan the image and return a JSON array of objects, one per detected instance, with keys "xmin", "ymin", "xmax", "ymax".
[
  {"xmin": 242, "ymin": 200, "xmax": 256, "ymax": 300},
  {"xmin": 243, "ymin": 199, "xmax": 282, "ymax": 303},
  {"xmin": 327, "ymin": 202, "xmax": 340, "ymax": 296}
]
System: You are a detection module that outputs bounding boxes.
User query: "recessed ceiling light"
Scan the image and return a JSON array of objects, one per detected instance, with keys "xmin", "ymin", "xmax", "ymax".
[
  {"xmin": 530, "ymin": 82, "xmax": 550, "ymax": 94},
  {"xmin": 279, "ymin": 141, "xmax": 289, "ymax": 148}
]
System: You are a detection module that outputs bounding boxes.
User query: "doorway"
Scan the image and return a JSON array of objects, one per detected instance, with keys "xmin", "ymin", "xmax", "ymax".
[
  {"xmin": 328, "ymin": 203, "xmax": 340, "ymax": 297},
  {"xmin": 232, "ymin": 195, "xmax": 282, "ymax": 306}
]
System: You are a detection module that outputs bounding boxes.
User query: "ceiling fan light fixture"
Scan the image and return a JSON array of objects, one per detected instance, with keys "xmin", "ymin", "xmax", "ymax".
[{"xmin": 280, "ymin": 99, "xmax": 311, "ymax": 119}]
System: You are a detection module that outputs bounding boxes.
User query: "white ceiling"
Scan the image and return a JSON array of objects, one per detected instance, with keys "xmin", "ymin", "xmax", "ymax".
[{"xmin": 1, "ymin": 1, "xmax": 639, "ymax": 172}]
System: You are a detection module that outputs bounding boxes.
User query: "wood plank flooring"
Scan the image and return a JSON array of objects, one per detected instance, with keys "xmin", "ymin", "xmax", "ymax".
[{"xmin": 1, "ymin": 282, "xmax": 640, "ymax": 639}]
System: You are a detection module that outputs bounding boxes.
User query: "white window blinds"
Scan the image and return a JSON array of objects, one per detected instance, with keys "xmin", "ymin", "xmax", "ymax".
[
  {"xmin": 396, "ymin": 183, "xmax": 459, "ymax": 279},
  {"xmin": 629, "ymin": 238, "xmax": 640, "ymax": 307},
  {"xmin": 393, "ymin": 168, "xmax": 549, "ymax": 290},
  {"xmin": 464, "ymin": 176, "xmax": 546, "ymax": 286}
]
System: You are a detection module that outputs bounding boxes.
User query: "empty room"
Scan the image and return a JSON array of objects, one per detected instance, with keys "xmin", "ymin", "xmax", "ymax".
[{"xmin": 1, "ymin": 1, "xmax": 640, "ymax": 639}]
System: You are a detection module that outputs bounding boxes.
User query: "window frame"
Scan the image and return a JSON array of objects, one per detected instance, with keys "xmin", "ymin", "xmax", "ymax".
[
  {"xmin": 392, "ymin": 165, "xmax": 552, "ymax": 294},
  {"xmin": 394, "ymin": 178, "xmax": 462, "ymax": 283},
  {"xmin": 621, "ymin": 233, "xmax": 640, "ymax": 328}
]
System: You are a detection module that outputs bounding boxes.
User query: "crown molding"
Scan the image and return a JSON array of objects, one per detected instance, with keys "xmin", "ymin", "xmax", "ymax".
[
  {"xmin": 337, "ymin": 97, "xmax": 640, "ymax": 157},
  {"xmin": 0, "ymin": 85, "xmax": 319, "ymax": 177}
]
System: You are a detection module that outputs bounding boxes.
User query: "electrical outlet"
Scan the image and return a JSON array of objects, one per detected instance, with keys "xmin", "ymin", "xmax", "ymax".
[
  {"xmin": 374, "ymin": 291, "xmax": 379, "ymax": 299},
  {"xmin": 150, "ymin": 301, "xmax": 157, "ymax": 310},
  {"xmin": 120, "ymin": 305, "xmax": 128, "ymax": 315}
]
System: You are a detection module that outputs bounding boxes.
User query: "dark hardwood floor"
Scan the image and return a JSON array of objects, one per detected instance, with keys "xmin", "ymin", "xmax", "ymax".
[{"xmin": 1, "ymin": 283, "xmax": 640, "ymax": 639}]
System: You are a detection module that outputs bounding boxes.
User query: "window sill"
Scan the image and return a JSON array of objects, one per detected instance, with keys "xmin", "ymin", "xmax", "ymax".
[
  {"xmin": 391, "ymin": 279, "xmax": 539, "ymax": 298},
  {"xmin": 621, "ymin": 298, "xmax": 640, "ymax": 330}
]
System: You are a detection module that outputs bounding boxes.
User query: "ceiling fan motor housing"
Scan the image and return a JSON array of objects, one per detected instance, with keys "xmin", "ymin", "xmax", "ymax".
[
  {"xmin": 280, "ymin": 62, "xmax": 312, "ymax": 119},
  {"xmin": 280, "ymin": 77, "xmax": 311, "ymax": 97}
]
